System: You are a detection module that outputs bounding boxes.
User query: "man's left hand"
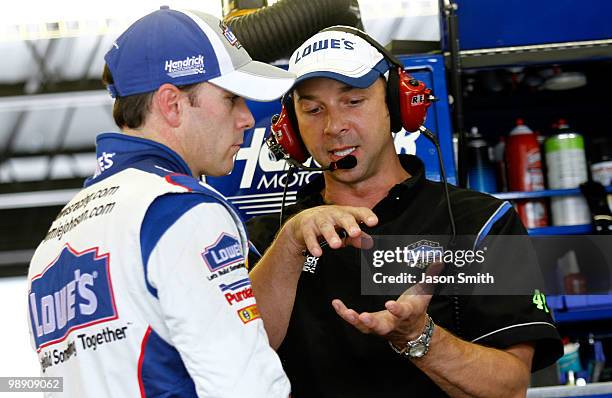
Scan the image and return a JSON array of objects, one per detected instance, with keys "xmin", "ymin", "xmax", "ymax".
[{"xmin": 331, "ymin": 263, "xmax": 443, "ymax": 346}]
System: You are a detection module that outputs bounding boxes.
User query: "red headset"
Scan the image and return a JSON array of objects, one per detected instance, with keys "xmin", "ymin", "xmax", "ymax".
[{"xmin": 267, "ymin": 26, "xmax": 435, "ymax": 164}]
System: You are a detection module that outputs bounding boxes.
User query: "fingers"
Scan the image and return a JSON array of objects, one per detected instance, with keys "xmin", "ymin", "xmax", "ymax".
[
  {"xmin": 385, "ymin": 296, "xmax": 421, "ymax": 319},
  {"xmin": 335, "ymin": 209, "xmax": 377, "ymax": 237},
  {"xmin": 290, "ymin": 205, "xmax": 378, "ymax": 256},
  {"xmin": 316, "ymin": 219, "xmax": 343, "ymax": 249},
  {"xmin": 317, "ymin": 206, "xmax": 377, "ymax": 243},
  {"xmin": 384, "ymin": 300, "xmax": 405, "ymax": 317},
  {"xmin": 344, "ymin": 232, "xmax": 374, "ymax": 250},
  {"xmin": 318, "ymin": 206, "xmax": 377, "ymax": 251},
  {"xmin": 302, "ymin": 228, "xmax": 322, "ymax": 258},
  {"xmin": 358, "ymin": 311, "xmax": 396, "ymax": 335},
  {"xmin": 332, "ymin": 299, "xmax": 358, "ymax": 321},
  {"xmin": 335, "ymin": 214, "xmax": 362, "ymax": 238},
  {"xmin": 332, "ymin": 299, "xmax": 372, "ymax": 334},
  {"xmin": 332, "ymin": 299, "xmax": 397, "ymax": 335}
]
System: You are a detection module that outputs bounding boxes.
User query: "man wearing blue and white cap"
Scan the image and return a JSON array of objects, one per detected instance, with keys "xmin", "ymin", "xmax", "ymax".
[
  {"xmin": 26, "ymin": 8, "xmax": 377, "ymax": 397},
  {"xmin": 247, "ymin": 27, "xmax": 562, "ymax": 397}
]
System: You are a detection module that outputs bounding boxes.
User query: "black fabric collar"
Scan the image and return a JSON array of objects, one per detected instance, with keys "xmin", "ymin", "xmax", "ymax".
[{"xmin": 296, "ymin": 154, "xmax": 426, "ymax": 206}]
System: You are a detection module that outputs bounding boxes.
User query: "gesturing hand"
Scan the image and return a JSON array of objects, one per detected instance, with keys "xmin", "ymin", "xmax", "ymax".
[
  {"xmin": 331, "ymin": 263, "xmax": 444, "ymax": 346},
  {"xmin": 282, "ymin": 205, "xmax": 378, "ymax": 257}
]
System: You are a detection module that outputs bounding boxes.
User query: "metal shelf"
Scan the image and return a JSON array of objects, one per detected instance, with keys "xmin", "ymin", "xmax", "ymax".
[
  {"xmin": 491, "ymin": 186, "xmax": 612, "ymax": 235},
  {"xmin": 549, "ymin": 295, "xmax": 612, "ymax": 324},
  {"xmin": 493, "ymin": 186, "xmax": 612, "ymax": 201},
  {"xmin": 451, "ymin": 39, "xmax": 612, "ymax": 69},
  {"xmin": 527, "ymin": 381, "xmax": 612, "ymax": 397},
  {"xmin": 528, "ymin": 225, "xmax": 593, "ymax": 236},
  {"xmin": 554, "ymin": 307, "xmax": 612, "ymax": 324}
]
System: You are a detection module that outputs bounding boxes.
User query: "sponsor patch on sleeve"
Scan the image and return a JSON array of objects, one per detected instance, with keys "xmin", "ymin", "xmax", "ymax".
[
  {"xmin": 201, "ymin": 233, "xmax": 244, "ymax": 272},
  {"xmin": 237, "ymin": 304, "xmax": 260, "ymax": 324},
  {"xmin": 219, "ymin": 278, "xmax": 254, "ymax": 306}
]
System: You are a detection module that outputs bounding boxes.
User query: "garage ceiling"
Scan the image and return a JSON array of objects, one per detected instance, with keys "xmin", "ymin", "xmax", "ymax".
[{"xmin": 0, "ymin": 1, "xmax": 223, "ymax": 273}]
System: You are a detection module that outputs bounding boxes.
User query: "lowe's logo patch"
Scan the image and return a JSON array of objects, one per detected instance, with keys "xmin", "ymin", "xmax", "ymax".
[
  {"xmin": 202, "ymin": 233, "xmax": 243, "ymax": 272},
  {"xmin": 28, "ymin": 245, "xmax": 117, "ymax": 350}
]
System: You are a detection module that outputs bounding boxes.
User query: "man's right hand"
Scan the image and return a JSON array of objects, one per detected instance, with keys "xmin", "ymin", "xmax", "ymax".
[{"xmin": 279, "ymin": 205, "xmax": 378, "ymax": 258}]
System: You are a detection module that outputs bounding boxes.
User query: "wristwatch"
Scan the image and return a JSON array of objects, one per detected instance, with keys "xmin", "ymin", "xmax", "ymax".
[{"xmin": 389, "ymin": 314, "xmax": 435, "ymax": 358}]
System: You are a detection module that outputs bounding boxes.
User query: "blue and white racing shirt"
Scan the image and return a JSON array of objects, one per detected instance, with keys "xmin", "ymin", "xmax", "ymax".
[{"xmin": 26, "ymin": 133, "xmax": 290, "ymax": 397}]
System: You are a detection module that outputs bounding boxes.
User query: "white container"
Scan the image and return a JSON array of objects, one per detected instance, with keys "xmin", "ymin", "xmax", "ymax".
[
  {"xmin": 591, "ymin": 160, "xmax": 612, "ymax": 212},
  {"xmin": 544, "ymin": 122, "xmax": 590, "ymax": 226}
]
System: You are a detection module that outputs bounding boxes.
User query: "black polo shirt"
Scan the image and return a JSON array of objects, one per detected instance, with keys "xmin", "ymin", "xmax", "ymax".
[{"xmin": 247, "ymin": 155, "xmax": 562, "ymax": 397}]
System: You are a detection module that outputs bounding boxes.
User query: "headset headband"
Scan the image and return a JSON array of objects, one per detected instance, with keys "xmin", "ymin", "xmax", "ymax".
[{"xmin": 318, "ymin": 26, "xmax": 403, "ymax": 70}]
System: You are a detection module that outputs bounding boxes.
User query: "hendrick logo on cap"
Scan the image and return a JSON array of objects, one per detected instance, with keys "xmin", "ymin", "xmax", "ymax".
[{"xmin": 164, "ymin": 55, "xmax": 206, "ymax": 78}]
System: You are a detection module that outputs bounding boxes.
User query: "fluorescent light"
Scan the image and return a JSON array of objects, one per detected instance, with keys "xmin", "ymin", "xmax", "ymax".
[
  {"xmin": 0, "ymin": 1, "xmax": 223, "ymax": 41},
  {"xmin": 0, "ymin": 91, "xmax": 111, "ymax": 112},
  {"xmin": 0, "ymin": 0, "xmax": 222, "ymax": 26},
  {"xmin": 0, "ymin": 189, "xmax": 79, "ymax": 209}
]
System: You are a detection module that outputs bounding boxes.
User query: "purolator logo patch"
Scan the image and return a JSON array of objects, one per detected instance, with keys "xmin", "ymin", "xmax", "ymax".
[{"xmin": 219, "ymin": 277, "xmax": 253, "ymax": 305}]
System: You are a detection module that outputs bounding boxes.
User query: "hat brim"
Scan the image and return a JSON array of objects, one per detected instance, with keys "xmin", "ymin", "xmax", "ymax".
[
  {"xmin": 209, "ymin": 61, "xmax": 295, "ymax": 102},
  {"xmin": 290, "ymin": 58, "xmax": 390, "ymax": 90},
  {"xmin": 293, "ymin": 68, "xmax": 382, "ymax": 89}
]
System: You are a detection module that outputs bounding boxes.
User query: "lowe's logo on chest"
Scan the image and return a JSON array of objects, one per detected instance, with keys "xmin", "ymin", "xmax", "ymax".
[
  {"xmin": 28, "ymin": 245, "xmax": 117, "ymax": 350},
  {"xmin": 202, "ymin": 233, "xmax": 244, "ymax": 272}
]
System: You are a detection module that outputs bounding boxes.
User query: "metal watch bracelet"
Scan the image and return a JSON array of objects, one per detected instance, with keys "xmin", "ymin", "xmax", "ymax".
[{"xmin": 388, "ymin": 313, "xmax": 435, "ymax": 359}]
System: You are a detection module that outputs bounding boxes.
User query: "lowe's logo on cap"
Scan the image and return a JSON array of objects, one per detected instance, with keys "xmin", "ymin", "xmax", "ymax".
[
  {"xmin": 294, "ymin": 37, "xmax": 355, "ymax": 64},
  {"xmin": 28, "ymin": 245, "xmax": 117, "ymax": 350},
  {"xmin": 202, "ymin": 233, "xmax": 244, "ymax": 272},
  {"xmin": 289, "ymin": 27, "xmax": 388, "ymax": 89},
  {"xmin": 164, "ymin": 54, "xmax": 206, "ymax": 78}
]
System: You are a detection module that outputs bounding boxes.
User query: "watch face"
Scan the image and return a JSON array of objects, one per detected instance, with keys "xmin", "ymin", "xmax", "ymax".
[{"xmin": 409, "ymin": 344, "xmax": 427, "ymax": 358}]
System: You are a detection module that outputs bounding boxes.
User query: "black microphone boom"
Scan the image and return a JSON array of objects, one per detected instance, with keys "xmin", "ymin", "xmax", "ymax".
[
  {"xmin": 279, "ymin": 155, "xmax": 358, "ymax": 228},
  {"xmin": 285, "ymin": 155, "xmax": 357, "ymax": 172},
  {"xmin": 330, "ymin": 155, "xmax": 357, "ymax": 171}
]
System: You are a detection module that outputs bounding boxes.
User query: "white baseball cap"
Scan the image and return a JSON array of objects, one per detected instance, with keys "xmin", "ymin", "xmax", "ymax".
[
  {"xmin": 288, "ymin": 26, "xmax": 391, "ymax": 89},
  {"xmin": 104, "ymin": 6, "xmax": 295, "ymax": 101}
]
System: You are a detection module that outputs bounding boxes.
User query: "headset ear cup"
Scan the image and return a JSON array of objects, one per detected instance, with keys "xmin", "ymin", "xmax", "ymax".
[
  {"xmin": 397, "ymin": 69, "xmax": 432, "ymax": 132},
  {"xmin": 284, "ymin": 97, "xmax": 310, "ymax": 161},
  {"xmin": 283, "ymin": 95, "xmax": 300, "ymax": 138},
  {"xmin": 269, "ymin": 96, "xmax": 310, "ymax": 163},
  {"xmin": 386, "ymin": 68, "xmax": 403, "ymax": 133}
]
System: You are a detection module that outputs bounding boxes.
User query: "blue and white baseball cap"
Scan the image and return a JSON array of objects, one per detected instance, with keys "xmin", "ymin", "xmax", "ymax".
[
  {"xmin": 104, "ymin": 6, "xmax": 294, "ymax": 101},
  {"xmin": 288, "ymin": 27, "xmax": 391, "ymax": 89}
]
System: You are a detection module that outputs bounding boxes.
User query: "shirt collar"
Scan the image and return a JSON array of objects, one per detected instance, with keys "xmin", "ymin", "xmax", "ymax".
[{"xmin": 85, "ymin": 132, "xmax": 192, "ymax": 186}]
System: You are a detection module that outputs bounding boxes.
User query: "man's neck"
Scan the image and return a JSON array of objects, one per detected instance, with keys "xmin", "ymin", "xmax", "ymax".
[
  {"xmin": 322, "ymin": 158, "xmax": 410, "ymax": 209},
  {"xmin": 122, "ymin": 124, "xmax": 197, "ymax": 178}
]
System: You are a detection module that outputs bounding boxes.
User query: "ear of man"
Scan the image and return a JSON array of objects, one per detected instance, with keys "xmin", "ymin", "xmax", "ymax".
[{"xmin": 155, "ymin": 83, "xmax": 184, "ymax": 128}]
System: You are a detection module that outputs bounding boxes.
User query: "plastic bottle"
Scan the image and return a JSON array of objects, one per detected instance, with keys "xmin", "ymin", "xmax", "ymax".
[{"xmin": 506, "ymin": 119, "xmax": 548, "ymax": 228}]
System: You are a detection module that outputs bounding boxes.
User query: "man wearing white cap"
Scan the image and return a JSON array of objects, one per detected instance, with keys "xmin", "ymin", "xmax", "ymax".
[
  {"xmin": 247, "ymin": 26, "xmax": 562, "ymax": 397},
  {"xmin": 26, "ymin": 8, "xmax": 376, "ymax": 397}
]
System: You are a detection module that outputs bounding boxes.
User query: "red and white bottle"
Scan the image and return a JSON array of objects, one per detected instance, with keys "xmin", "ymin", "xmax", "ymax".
[{"xmin": 506, "ymin": 119, "xmax": 548, "ymax": 228}]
